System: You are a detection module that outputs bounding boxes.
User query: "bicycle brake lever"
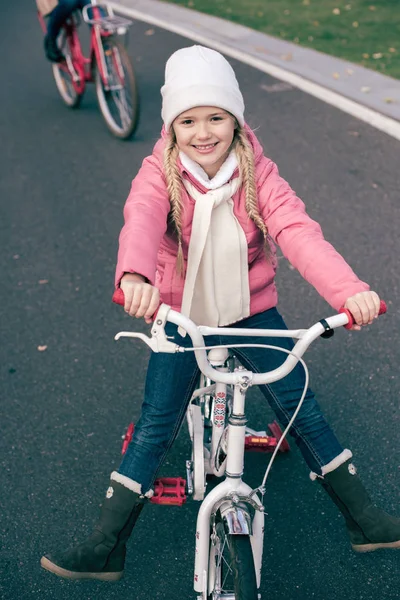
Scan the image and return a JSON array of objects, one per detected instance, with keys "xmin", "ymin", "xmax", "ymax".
[{"xmin": 114, "ymin": 304, "xmax": 179, "ymax": 354}]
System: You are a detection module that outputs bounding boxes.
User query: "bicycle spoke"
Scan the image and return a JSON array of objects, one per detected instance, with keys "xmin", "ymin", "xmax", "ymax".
[
  {"xmin": 95, "ymin": 41, "xmax": 139, "ymax": 139},
  {"xmin": 215, "ymin": 532, "xmax": 235, "ymax": 595},
  {"xmin": 110, "ymin": 89, "xmax": 131, "ymax": 128}
]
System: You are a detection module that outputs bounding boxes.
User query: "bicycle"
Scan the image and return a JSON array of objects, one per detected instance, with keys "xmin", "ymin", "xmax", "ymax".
[
  {"xmin": 112, "ymin": 288, "xmax": 386, "ymax": 599},
  {"xmin": 37, "ymin": 1, "xmax": 140, "ymax": 139}
]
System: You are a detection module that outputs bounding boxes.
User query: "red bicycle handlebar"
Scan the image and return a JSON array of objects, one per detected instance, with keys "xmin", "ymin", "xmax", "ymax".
[
  {"xmin": 113, "ymin": 288, "xmax": 387, "ymax": 329},
  {"xmin": 112, "ymin": 287, "xmax": 125, "ymax": 306},
  {"xmin": 339, "ymin": 300, "xmax": 387, "ymax": 329}
]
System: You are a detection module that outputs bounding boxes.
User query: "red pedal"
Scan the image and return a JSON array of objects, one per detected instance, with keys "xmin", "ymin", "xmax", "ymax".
[
  {"xmin": 245, "ymin": 435, "xmax": 277, "ymax": 452},
  {"xmin": 121, "ymin": 422, "xmax": 134, "ymax": 455},
  {"xmin": 268, "ymin": 420, "xmax": 290, "ymax": 452},
  {"xmin": 150, "ymin": 477, "xmax": 187, "ymax": 506}
]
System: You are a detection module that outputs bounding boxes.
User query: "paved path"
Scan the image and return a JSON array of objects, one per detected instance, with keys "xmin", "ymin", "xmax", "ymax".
[
  {"xmin": 0, "ymin": 2, "xmax": 399, "ymax": 599},
  {"xmin": 111, "ymin": 0, "xmax": 400, "ymax": 140}
]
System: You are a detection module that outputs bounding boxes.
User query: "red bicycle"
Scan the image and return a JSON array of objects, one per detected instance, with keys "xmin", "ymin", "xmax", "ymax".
[{"xmin": 38, "ymin": 1, "xmax": 140, "ymax": 139}]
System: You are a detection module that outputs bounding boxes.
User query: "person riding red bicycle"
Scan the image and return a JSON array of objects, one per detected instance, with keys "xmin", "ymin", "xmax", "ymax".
[{"xmin": 38, "ymin": 0, "xmax": 87, "ymax": 62}]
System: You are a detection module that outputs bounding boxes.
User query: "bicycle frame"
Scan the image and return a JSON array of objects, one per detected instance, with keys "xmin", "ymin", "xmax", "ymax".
[
  {"xmin": 114, "ymin": 298, "xmax": 385, "ymax": 599},
  {"xmin": 193, "ymin": 373, "xmax": 265, "ymax": 596},
  {"xmin": 38, "ymin": 2, "xmax": 128, "ymax": 95},
  {"xmin": 188, "ymin": 348, "xmax": 233, "ymax": 482}
]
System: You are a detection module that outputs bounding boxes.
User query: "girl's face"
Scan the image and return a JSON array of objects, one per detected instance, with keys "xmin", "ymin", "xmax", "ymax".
[{"xmin": 172, "ymin": 107, "xmax": 236, "ymax": 179}]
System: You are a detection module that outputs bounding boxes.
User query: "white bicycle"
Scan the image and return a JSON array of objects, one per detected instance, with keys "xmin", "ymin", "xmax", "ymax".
[{"xmin": 113, "ymin": 290, "xmax": 386, "ymax": 600}]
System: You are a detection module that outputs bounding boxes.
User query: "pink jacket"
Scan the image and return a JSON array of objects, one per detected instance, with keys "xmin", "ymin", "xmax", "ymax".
[{"xmin": 115, "ymin": 126, "xmax": 369, "ymax": 316}]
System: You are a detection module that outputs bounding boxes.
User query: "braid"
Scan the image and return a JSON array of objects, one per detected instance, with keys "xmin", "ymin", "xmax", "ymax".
[
  {"xmin": 163, "ymin": 131, "xmax": 185, "ymax": 275},
  {"xmin": 234, "ymin": 127, "xmax": 269, "ymax": 252}
]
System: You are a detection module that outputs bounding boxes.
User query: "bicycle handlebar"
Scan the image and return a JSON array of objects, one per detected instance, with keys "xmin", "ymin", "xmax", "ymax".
[{"xmin": 112, "ymin": 288, "xmax": 386, "ymax": 385}]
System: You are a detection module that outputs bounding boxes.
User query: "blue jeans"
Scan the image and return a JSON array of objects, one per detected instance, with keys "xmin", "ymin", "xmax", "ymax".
[
  {"xmin": 118, "ymin": 308, "xmax": 344, "ymax": 493},
  {"xmin": 47, "ymin": 0, "xmax": 90, "ymax": 39}
]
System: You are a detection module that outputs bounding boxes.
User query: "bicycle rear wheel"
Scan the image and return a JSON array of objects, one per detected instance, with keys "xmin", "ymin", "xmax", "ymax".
[
  {"xmin": 52, "ymin": 30, "xmax": 84, "ymax": 108},
  {"xmin": 209, "ymin": 522, "xmax": 258, "ymax": 600},
  {"xmin": 52, "ymin": 62, "xmax": 83, "ymax": 107},
  {"xmin": 95, "ymin": 40, "xmax": 139, "ymax": 139}
]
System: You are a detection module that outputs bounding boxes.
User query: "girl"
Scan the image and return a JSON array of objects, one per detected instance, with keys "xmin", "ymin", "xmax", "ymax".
[{"xmin": 41, "ymin": 45, "xmax": 400, "ymax": 581}]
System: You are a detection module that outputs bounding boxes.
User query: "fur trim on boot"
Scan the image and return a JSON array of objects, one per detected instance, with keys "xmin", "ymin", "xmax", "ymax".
[
  {"xmin": 40, "ymin": 474, "xmax": 147, "ymax": 580},
  {"xmin": 314, "ymin": 458, "xmax": 400, "ymax": 552}
]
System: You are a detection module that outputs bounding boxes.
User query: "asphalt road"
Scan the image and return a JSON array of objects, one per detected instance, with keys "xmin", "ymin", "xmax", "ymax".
[{"xmin": 1, "ymin": 2, "xmax": 399, "ymax": 599}]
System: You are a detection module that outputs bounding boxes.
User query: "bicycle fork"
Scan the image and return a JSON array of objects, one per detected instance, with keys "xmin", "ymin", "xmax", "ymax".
[{"xmin": 193, "ymin": 378, "xmax": 265, "ymax": 598}]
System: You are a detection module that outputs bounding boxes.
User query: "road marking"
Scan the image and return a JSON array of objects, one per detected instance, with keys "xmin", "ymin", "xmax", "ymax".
[
  {"xmin": 109, "ymin": 2, "xmax": 400, "ymax": 142},
  {"xmin": 260, "ymin": 82, "xmax": 294, "ymax": 93}
]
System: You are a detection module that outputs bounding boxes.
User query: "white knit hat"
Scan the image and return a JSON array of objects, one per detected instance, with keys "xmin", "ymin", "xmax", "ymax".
[{"xmin": 161, "ymin": 45, "xmax": 245, "ymax": 132}]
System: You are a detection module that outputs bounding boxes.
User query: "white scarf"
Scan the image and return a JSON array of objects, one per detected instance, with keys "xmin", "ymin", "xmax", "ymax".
[{"xmin": 179, "ymin": 152, "xmax": 250, "ymax": 328}]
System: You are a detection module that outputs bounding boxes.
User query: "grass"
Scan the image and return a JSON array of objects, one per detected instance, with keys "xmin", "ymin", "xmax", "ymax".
[{"xmin": 162, "ymin": 0, "xmax": 400, "ymax": 79}]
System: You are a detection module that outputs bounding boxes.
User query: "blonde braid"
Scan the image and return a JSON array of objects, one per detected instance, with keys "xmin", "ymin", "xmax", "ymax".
[
  {"xmin": 234, "ymin": 127, "xmax": 269, "ymax": 252},
  {"xmin": 163, "ymin": 131, "xmax": 185, "ymax": 275}
]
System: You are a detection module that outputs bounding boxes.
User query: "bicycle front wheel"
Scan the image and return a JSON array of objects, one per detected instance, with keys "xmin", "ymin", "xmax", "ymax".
[
  {"xmin": 209, "ymin": 522, "xmax": 258, "ymax": 600},
  {"xmin": 95, "ymin": 41, "xmax": 139, "ymax": 139}
]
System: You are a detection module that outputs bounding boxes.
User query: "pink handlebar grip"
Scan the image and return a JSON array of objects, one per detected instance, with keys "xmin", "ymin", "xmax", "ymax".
[
  {"xmin": 339, "ymin": 300, "xmax": 387, "ymax": 330},
  {"xmin": 112, "ymin": 288, "xmax": 125, "ymax": 306}
]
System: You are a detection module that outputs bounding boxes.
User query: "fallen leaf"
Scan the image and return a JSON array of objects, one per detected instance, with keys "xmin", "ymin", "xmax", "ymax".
[
  {"xmin": 384, "ymin": 97, "xmax": 395, "ymax": 103},
  {"xmin": 346, "ymin": 68, "xmax": 354, "ymax": 75},
  {"xmin": 280, "ymin": 53, "xmax": 293, "ymax": 61},
  {"xmin": 302, "ymin": 0, "xmax": 310, "ymax": 4},
  {"xmin": 255, "ymin": 46, "xmax": 270, "ymax": 54},
  {"xmin": 144, "ymin": 28, "xmax": 155, "ymax": 36},
  {"xmin": 313, "ymin": 20, "xmax": 320, "ymax": 26},
  {"xmin": 38, "ymin": 345, "xmax": 48, "ymax": 352},
  {"xmin": 369, "ymin": 5, "xmax": 376, "ymax": 10},
  {"xmin": 39, "ymin": 279, "xmax": 49, "ymax": 285},
  {"xmin": 332, "ymin": 72, "xmax": 340, "ymax": 79},
  {"xmin": 352, "ymin": 21, "xmax": 359, "ymax": 27},
  {"xmin": 361, "ymin": 86, "xmax": 371, "ymax": 93},
  {"xmin": 372, "ymin": 52, "xmax": 383, "ymax": 59},
  {"xmin": 362, "ymin": 53, "xmax": 370, "ymax": 59},
  {"xmin": 388, "ymin": 48, "xmax": 396, "ymax": 53},
  {"xmin": 345, "ymin": 4, "xmax": 352, "ymax": 9},
  {"xmin": 332, "ymin": 8, "xmax": 341, "ymax": 15}
]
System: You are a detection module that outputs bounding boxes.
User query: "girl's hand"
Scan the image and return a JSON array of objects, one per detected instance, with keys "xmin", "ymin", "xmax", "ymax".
[
  {"xmin": 120, "ymin": 273, "xmax": 160, "ymax": 324},
  {"xmin": 344, "ymin": 291, "xmax": 380, "ymax": 331}
]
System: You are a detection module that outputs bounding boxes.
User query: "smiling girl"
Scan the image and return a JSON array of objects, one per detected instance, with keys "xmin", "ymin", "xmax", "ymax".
[{"xmin": 41, "ymin": 45, "xmax": 400, "ymax": 582}]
